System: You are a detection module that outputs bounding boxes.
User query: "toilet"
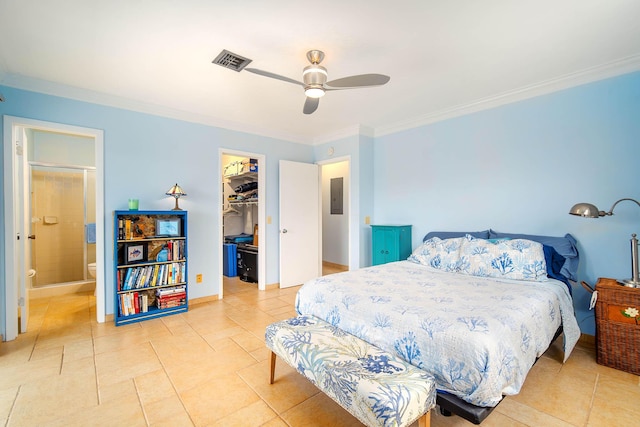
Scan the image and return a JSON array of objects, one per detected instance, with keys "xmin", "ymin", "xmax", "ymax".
[{"xmin": 88, "ymin": 262, "xmax": 96, "ymax": 279}]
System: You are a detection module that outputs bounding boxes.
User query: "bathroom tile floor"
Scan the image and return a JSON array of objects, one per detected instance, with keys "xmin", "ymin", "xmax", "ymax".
[{"xmin": 1, "ymin": 280, "xmax": 639, "ymax": 426}]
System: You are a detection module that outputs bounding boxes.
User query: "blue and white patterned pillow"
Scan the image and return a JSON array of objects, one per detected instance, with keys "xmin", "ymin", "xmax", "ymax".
[
  {"xmin": 459, "ymin": 236, "xmax": 548, "ymax": 281},
  {"xmin": 408, "ymin": 236, "xmax": 466, "ymax": 272},
  {"xmin": 409, "ymin": 235, "xmax": 548, "ymax": 282}
]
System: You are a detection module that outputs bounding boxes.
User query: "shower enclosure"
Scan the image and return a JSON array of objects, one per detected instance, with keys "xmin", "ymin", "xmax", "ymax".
[{"xmin": 29, "ymin": 164, "xmax": 96, "ymax": 287}]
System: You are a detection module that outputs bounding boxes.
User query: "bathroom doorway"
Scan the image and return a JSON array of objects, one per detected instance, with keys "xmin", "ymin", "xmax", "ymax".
[{"xmin": 3, "ymin": 116, "xmax": 105, "ymax": 341}]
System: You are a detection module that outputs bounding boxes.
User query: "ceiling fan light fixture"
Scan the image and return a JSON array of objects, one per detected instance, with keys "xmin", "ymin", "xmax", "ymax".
[
  {"xmin": 302, "ymin": 65, "xmax": 327, "ymax": 77},
  {"xmin": 240, "ymin": 49, "xmax": 390, "ymax": 114},
  {"xmin": 304, "ymin": 86, "xmax": 325, "ymax": 98},
  {"xmin": 303, "ymin": 65, "xmax": 328, "ymax": 84}
]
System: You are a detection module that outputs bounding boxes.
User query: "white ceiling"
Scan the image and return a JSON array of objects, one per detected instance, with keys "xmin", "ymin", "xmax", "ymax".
[{"xmin": 1, "ymin": 1, "xmax": 639, "ymax": 144}]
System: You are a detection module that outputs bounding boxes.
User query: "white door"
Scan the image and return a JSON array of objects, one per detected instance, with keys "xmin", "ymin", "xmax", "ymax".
[
  {"xmin": 17, "ymin": 128, "xmax": 30, "ymax": 333},
  {"xmin": 279, "ymin": 160, "xmax": 320, "ymax": 288},
  {"xmin": 3, "ymin": 125, "xmax": 30, "ymax": 339}
]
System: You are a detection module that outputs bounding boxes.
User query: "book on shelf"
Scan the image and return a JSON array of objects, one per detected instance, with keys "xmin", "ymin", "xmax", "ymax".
[
  {"xmin": 158, "ymin": 301, "xmax": 185, "ymax": 309},
  {"xmin": 156, "ymin": 285, "xmax": 186, "ymax": 295},
  {"xmin": 118, "ymin": 291, "xmax": 153, "ymax": 316},
  {"xmin": 157, "ymin": 291, "xmax": 186, "ymax": 300},
  {"xmin": 133, "ymin": 292, "xmax": 140, "ymax": 313},
  {"xmin": 157, "ymin": 292, "xmax": 186, "ymax": 308},
  {"xmin": 119, "ymin": 262, "xmax": 185, "ymax": 291},
  {"xmin": 156, "ymin": 296, "xmax": 186, "ymax": 304},
  {"xmin": 141, "ymin": 294, "xmax": 148, "ymax": 313},
  {"xmin": 151, "ymin": 264, "xmax": 159, "ymax": 287},
  {"xmin": 124, "ymin": 219, "xmax": 132, "ymax": 240}
]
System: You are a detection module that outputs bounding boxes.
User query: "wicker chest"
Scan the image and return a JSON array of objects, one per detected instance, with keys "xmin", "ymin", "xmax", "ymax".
[{"xmin": 595, "ymin": 277, "xmax": 640, "ymax": 375}]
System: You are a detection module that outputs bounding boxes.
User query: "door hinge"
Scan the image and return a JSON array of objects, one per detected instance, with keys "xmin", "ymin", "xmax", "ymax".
[
  {"xmin": 16, "ymin": 141, "xmax": 23, "ymax": 156},
  {"xmin": 18, "ymin": 297, "xmax": 25, "ymax": 307}
]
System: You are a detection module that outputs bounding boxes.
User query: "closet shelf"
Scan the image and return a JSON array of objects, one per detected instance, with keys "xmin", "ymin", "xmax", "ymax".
[
  {"xmin": 229, "ymin": 199, "xmax": 258, "ymax": 206},
  {"xmin": 226, "ymin": 171, "xmax": 258, "ymax": 184}
]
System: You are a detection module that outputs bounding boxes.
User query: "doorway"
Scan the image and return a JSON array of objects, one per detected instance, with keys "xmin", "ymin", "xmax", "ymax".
[
  {"xmin": 320, "ymin": 159, "xmax": 350, "ymax": 275},
  {"xmin": 3, "ymin": 116, "xmax": 105, "ymax": 341},
  {"xmin": 277, "ymin": 158, "xmax": 350, "ymax": 285},
  {"xmin": 219, "ymin": 149, "xmax": 266, "ymax": 299}
]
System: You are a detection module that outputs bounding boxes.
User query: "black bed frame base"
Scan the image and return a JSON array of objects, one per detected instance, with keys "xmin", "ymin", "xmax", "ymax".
[{"xmin": 437, "ymin": 392, "xmax": 498, "ymax": 424}]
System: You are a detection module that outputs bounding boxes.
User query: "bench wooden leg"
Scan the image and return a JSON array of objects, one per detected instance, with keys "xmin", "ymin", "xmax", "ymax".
[
  {"xmin": 418, "ymin": 410, "xmax": 431, "ymax": 427},
  {"xmin": 270, "ymin": 351, "xmax": 276, "ymax": 384}
]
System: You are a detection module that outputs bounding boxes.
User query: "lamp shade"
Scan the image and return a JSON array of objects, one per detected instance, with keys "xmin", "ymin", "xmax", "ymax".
[
  {"xmin": 165, "ymin": 183, "xmax": 186, "ymax": 210},
  {"xmin": 166, "ymin": 183, "xmax": 186, "ymax": 197},
  {"xmin": 569, "ymin": 202, "xmax": 602, "ymax": 218}
]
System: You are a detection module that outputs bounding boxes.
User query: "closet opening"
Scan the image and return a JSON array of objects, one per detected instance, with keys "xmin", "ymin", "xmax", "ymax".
[{"xmin": 220, "ymin": 151, "xmax": 265, "ymax": 298}]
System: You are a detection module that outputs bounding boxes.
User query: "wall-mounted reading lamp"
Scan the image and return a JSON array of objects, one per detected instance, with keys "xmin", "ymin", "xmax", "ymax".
[{"xmin": 569, "ymin": 198, "xmax": 640, "ymax": 287}]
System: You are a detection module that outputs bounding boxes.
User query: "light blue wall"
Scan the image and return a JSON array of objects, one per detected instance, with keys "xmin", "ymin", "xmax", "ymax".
[
  {"xmin": 373, "ymin": 71, "xmax": 640, "ymax": 335},
  {"xmin": 2, "ymin": 71, "xmax": 639, "ymax": 335},
  {"xmin": 0, "ymin": 85, "xmax": 313, "ymax": 318}
]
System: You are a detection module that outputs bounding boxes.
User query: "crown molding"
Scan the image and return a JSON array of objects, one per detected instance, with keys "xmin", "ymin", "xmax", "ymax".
[
  {"xmin": 374, "ymin": 54, "xmax": 640, "ymax": 138},
  {"xmin": 0, "ymin": 73, "xmax": 310, "ymax": 145},
  {"xmin": 3, "ymin": 54, "xmax": 639, "ymax": 146},
  {"xmin": 311, "ymin": 125, "xmax": 374, "ymax": 146}
]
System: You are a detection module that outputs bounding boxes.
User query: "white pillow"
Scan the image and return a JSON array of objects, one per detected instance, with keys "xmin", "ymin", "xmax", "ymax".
[
  {"xmin": 408, "ymin": 236, "xmax": 466, "ymax": 272},
  {"xmin": 459, "ymin": 236, "xmax": 548, "ymax": 281},
  {"xmin": 409, "ymin": 235, "xmax": 548, "ymax": 282}
]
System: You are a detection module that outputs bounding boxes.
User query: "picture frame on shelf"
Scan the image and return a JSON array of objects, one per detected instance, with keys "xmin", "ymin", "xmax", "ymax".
[{"xmin": 124, "ymin": 242, "xmax": 147, "ymax": 264}]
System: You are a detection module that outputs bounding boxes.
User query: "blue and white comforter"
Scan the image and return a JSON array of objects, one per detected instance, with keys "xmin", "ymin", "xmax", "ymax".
[{"xmin": 295, "ymin": 261, "xmax": 580, "ymax": 407}]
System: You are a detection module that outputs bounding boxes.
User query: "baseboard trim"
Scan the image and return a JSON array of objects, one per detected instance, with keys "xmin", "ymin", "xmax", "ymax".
[
  {"xmin": 322, "ymin": 261, "xmax": 348, "ymax": 272},
  {"xmin": 190, "ymin": 295, "xmax": 219, "ymax": 305},
  {"xmin": 578, "ymin": 333, "xmax": 595, "ymax": 348},
  {"xmin": 29, "ymin": 281, "xmax": 96, "ymax": 299}
]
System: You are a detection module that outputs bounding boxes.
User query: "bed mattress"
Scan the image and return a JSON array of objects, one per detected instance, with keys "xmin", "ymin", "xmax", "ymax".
[{"xmin": 295, "ymin": 260, "xmax": 580, "ymax": 407}]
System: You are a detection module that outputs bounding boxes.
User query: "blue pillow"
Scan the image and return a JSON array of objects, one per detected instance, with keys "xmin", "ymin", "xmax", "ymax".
[
  {"xmin": 543, "ymin": 244, "xmax": 571, "ymax": 294},
  {"xmin": 423, "ymin": 230, "xmax": 490, "ymax": 242},
  {"xmin": 489, "ymin": 230, "xmax": 579, "ymax": 281}
]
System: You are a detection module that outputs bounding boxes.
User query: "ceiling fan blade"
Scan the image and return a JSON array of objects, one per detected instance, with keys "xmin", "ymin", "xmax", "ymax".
[
  {"xmin": 325, "ymin": 74, "xmax": 390, "ymax": 89},
  {"xmin": 303, "ymin": 97, "xmax": 319, "ymax": 115},
  {"xmin": 244, "ymin": 68, "xmax": 304, "ymax": 87}
]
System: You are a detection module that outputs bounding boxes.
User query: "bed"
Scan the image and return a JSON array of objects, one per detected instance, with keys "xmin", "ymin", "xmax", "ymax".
[{"xmin": 295, "ymin": 230, "xmax": 580, "ymax": 424}]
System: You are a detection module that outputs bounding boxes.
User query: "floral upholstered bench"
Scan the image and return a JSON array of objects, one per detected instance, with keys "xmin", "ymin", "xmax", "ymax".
[{"xmin": 265, "ymin": 315, "xmax": 436, "ymax": 427}]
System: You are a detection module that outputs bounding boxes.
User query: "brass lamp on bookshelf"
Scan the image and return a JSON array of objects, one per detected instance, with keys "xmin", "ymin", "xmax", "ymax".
[{"xmin": 166, "ymin": 183, "xmax": 187, "ymax": 210}]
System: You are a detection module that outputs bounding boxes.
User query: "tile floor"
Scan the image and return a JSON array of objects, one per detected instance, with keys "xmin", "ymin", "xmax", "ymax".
[{"xmin": 1, "ymin": 275, "xmax": 639, "ymax": 426}]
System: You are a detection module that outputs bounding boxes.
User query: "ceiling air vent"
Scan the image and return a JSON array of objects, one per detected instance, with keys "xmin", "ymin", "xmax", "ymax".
[{"xmin": 212, "ymin": 49, "xmax": 252, "ymax": 72}]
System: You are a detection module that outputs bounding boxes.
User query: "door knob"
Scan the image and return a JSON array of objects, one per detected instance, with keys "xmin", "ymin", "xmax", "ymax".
[
  {"xmin": 28, "ymin": 235, "xmax": 36, "ymax": 240},
  {"xmin": 282, "ymin": 229, "xmax": 288, "ymax": 234}
]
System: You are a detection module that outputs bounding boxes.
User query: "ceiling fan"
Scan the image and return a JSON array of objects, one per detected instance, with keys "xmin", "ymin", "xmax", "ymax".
[{"xmin": 244, "ymin": 50, "xmax": 390, "ymax": 115}]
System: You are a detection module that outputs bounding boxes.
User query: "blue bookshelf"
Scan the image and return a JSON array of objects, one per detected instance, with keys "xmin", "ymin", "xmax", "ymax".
[{"xmin": 114, "ymin": 210, "xmax": 188, "ymax": 325}]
